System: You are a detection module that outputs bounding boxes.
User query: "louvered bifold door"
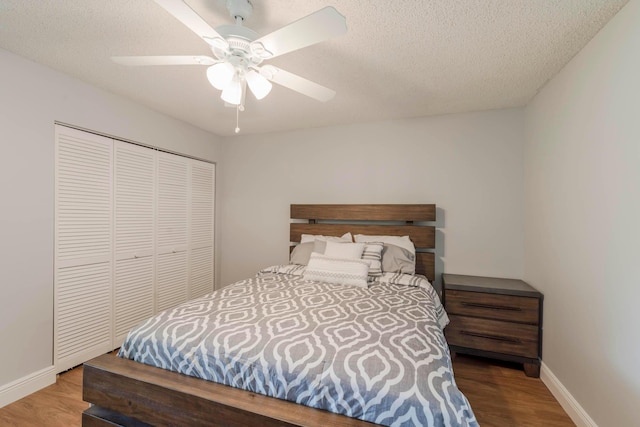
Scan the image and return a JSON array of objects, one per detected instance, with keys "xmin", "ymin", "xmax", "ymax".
[
  {"xmin": 113, "ymin": 142, "xmax": 156, "ymax": 345},
  {"xmin": 54, "ymin": 126, "xmax": 113, "ymax": 372},
  {"xmin": 156, "ymin": 152, "xmax": 189, "ymax": 312},
  {"xmin": 188, "ymin": 160, "xmax": 215, "ymax": 299}
]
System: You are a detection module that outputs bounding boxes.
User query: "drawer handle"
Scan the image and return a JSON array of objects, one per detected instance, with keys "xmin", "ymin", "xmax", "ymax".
[
  {"xmin": 460, "ymin": 331, "xmax": 521, "ymax": 344},
  {"xmin": 461, "ymin": 302, "xmax": 521, "ymax": 311}
]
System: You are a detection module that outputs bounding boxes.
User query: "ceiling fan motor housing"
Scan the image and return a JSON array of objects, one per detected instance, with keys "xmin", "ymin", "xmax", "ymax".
[
  {"xmin": 226, "ymin": 0, "xmax": 253, "ymax": 23},
  {"xmin": 213, "ymin": 24, "xmax": 261, "ymax": 66}
]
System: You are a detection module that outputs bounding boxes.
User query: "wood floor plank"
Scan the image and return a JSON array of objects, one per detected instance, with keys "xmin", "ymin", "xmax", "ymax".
[
  {"xmin": 0, "ymin": 366, "xmax": 88, "ymax": 427},
  {"xmin": 452, "ymin": 354, "xmax": 575, "ymax": 426},
  {"xmin": 0, "ymin": 354, "xmax": 574, "ymax": 426}
]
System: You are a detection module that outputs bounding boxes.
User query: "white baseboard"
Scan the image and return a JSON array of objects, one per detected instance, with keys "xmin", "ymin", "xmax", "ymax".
[
  {"xmin": 540, "ymin": 362, "xmax": 598, "ymax": 427},
  {"xmin": 0, "ymin": 366, "xmax": 56, "ymax": 408}
]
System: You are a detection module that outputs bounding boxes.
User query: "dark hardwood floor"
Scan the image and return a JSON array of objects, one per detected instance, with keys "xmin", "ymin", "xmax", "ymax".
[
  {"xmin": 452, "ymin": 355, "xmax": 574, "ymax": 426},
  {"xmin": 0, "ymin": 354, "xmax": 574, "ymax": 426},
  {"xmin": 0, "ymin": 363, "xmax": 87, "ymax": 427}
]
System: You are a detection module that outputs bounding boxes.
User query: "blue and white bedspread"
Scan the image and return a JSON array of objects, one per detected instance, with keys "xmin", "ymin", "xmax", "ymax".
[{"xmin": 119, "ymin": 267, "xmax": 478, "ymax": 427}]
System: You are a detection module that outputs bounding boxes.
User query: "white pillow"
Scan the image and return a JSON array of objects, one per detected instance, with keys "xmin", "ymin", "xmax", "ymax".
[
  {"xmin": 303, "ymin": 253, "xmax": 370, "ymax": 288},
  {"xmin": 300, "ymin": 232, "xmax": 353, "ymax": 243},
  {"xmin": 312, "ymin": 239, "xmax": 327, "ymax": 254},
  {"xmin": 323, "ymin": 241, "xmax": 365, "ymax": 259},
  {"xmin": 354, "ymin": 234, "xmax": 415, "ymax": 255}
]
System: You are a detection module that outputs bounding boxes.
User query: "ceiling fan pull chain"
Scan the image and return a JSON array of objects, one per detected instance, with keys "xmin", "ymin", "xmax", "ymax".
[{"xmin": 235, "ymin": 105, "xmax": 241, "ymax": 134}]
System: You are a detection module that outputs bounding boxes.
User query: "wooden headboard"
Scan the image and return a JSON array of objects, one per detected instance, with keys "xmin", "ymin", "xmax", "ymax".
[{"xmin": 290, "ymin": 204, "xmax": 436, "ymax": 282}]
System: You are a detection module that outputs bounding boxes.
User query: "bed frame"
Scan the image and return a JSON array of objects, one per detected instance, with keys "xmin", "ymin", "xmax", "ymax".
[{"xmin": 82, "ymin": 204, "xmax": 437, "ymax": 427}]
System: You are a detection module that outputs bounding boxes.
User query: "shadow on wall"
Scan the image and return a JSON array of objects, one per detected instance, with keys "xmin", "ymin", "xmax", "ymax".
[{"xmin": 432, "ymin": 206, "xmax": 446, "ymax": 298}]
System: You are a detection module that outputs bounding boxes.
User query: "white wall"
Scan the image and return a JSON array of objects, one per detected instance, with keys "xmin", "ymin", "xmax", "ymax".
[
  {"xmin": 0, "ymin": 48, "xmax": 222, "ymax": 398},
  {"xmin": 219, "ymin": 109, "xmax": 525, "ymax": 290},
  {"xmin": 524, "ymin": 1, "xmax": 640, "ymax": 425}
]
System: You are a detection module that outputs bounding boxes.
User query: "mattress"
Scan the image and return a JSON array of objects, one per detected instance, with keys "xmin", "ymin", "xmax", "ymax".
[{"xmin": 119, "ymin": 266, "xmax": 478, "ymax": 427}]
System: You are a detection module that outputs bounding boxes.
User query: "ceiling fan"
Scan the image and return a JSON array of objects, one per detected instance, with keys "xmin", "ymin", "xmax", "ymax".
[{"xmin": 113, "ymin": 0, "xmax": 347, "ymax": 132}]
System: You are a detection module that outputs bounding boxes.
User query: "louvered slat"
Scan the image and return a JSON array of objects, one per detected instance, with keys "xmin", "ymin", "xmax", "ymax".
[
  {"xmin": 190, "ymin": 161, "xmax": 214, "ymax": 249},
  {"xmin": 115, "ymin": 256, "xmax": 154, "ymax": 340},
  {"xmin": 55, "ymin": 262, "xmax": 111, "ymax": 366},
  {"xmin": 156, "ymin": 153, "xmax": 189, "ymax": 312},
  {"xmin": 189, "ymin": 246, "xmax": 213, "ymax": 299},
  {"xmin": 114, "ymin": 142, "xmax": 155, "ymax": 345},
  {"xmin": 188, "ymin": 160, "xmax": 215, "ymax": 298},
  {"xmin": 55, "ymin": 127, "xmax": 112, "ymax": 371},
  {"xmin": 157, "ymin": 153, "xmax": 188, "ymax": 252},
  {"xmin": 115, "ymin": 142, "xmax": 155, "ymax": 256},
  {"xmin": 157, "ymin": 251, "xmax": 188, "ymax": 312},
  {"xmin": 56, "ymin": 130, "xmax": 112, "ymax": 262}
]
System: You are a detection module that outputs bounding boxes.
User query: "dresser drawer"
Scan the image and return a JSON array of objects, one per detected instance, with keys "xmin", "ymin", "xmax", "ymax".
[
  {"xmin": 445, "ymin": 290, "xmax": 539, "ymax": 324},
  {"xmin": 446, "ymin": 315, "xmax": 539, "ymax": 358}
]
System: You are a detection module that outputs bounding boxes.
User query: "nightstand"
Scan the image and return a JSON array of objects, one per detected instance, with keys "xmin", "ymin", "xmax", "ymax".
[{"xmin": 442, "ymin": 274, "xmax": 543, "ymax": 377}]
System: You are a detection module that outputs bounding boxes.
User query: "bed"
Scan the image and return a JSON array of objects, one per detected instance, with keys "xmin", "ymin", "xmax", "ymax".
[{"xmin": 82, "ymin": 204, "xmax": 478, "ymax": 427}]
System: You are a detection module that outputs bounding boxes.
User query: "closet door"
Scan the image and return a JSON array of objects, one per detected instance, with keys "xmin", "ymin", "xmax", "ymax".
[
  {"xmin": 188, "ymin": 160, "xmax": 215, "ymax": 299},
  {"xmin": 156, "ymin": 152, "xmax": 189, "ymax": 312},
  {"xmin": 113, "ymin": 142, "xmax": 155, "ymax": 345},
  {"xmin": 54, "ymin": 127, "xmax": 113, "ymax": 371}
]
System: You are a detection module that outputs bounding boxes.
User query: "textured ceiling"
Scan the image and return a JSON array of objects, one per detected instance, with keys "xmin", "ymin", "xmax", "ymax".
[{"xmin": 0, "ymin": 0, "xmax": 629, "ymax": 136}]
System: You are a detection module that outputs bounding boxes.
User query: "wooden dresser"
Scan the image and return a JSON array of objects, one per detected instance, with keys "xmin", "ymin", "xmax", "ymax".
[{"xmin": 442, "ymin": 274, "xmax": 543, "ymax": 377}]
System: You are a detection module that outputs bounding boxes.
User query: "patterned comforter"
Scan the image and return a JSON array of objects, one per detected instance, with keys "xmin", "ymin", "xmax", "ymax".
[{"xmin": 119, "ymin": 266, "xmax": 478, "ymax": 426}]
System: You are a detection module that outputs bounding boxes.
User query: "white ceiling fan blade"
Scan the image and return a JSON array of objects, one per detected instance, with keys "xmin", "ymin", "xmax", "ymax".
[
  {"xmin": 250, "ymin": 6, "xmax": 346, "ymax": 59},
  {"xmin": 153, "ymin": 0, "xmax": 228, "ymax": 49},
  {"xmin": 112, "ymin": 55, "xmax": 216, "ymax": 66},
  {"xmin": 262, "ymin": 66, "xmax": 336, "ymax": 102}
]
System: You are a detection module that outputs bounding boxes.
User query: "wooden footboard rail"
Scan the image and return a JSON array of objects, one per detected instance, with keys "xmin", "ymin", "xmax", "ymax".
[{"xmin": 82, "ymin": 354, "xmax": 375, "ymax": 427}]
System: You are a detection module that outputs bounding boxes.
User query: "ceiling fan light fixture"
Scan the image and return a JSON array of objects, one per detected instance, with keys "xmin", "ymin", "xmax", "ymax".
[
  {"xmin": 245, "ymin": 70, "xmax": 272, "ymax": 100},
  {"xmin": 221, "ymin": 76, "xmax": 243, "ymax": 105},
  {"xmin": 207, "ymin": 62, "xmax": 235, "ymax": 90}
]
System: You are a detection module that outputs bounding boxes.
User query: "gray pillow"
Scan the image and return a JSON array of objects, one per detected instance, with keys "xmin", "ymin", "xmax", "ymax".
[
  {"xmin": 290, "ymin": 242, "xmax": 315, "ymax": 265},
  {"xmin": 290, "ymin": 240, "xmax": 327, "ymax": 265},
  {"xmin": 381, "ymin": 243, "xmax": 416, "ymax": 274}
]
